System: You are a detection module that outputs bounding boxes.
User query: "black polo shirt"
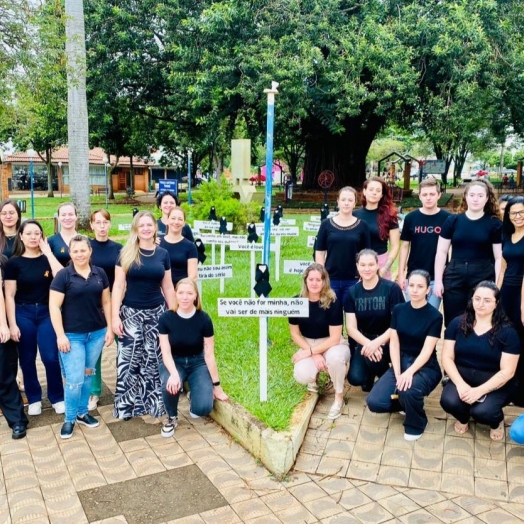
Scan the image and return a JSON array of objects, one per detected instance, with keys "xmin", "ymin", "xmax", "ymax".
[{"xmin": 50, "ymin": 264, "xmax": 109, "ymax": 333}]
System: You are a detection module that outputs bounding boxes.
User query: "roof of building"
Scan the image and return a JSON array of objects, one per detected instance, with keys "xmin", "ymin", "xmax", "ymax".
[{"xmin": 4, "ymin": 147, "xmax": 152, "ymax": 167}]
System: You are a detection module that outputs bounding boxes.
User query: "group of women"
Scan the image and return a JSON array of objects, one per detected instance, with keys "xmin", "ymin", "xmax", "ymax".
[
  {"xmin": 0, "ymin": 194, "xmax": 226, "ymax": 440},
  {"xmin": 292, "ymin": 178, "xmax": 524, "ymax": 442}
]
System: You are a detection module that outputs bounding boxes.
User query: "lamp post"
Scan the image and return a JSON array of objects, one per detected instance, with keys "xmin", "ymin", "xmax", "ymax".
[
  {"xmin": 28, "ymin": 148, "xmax": 35, "ymax": 219},
  {"xmin": 58, "ymin": 161, "xmax": 63, "ymax": 198},
  {"xmin": 102, "ymin": 155, "xmax": 109, "ymax": 208},
  {"xmin": 187, "ymin": 149, "xmax": 192, "ymax": 205}
]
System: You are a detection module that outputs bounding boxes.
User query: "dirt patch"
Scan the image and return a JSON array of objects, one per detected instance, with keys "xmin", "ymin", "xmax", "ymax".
[{"xmin": 78, "ymin": 466, "xmax": 227, "ymax": 523}]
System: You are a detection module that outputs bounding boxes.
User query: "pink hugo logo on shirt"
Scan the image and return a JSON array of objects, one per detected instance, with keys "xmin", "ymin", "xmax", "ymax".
[{"xmin": 414, "ymin": 226, "xmax": 442, "ymax": 234}]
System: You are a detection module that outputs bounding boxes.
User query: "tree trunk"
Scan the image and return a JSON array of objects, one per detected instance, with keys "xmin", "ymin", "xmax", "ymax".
[
  {"xmin": 129, "ymin": 156, "xmax": 134, "ymax": 190},
  {"xmin": 65, "ymin": 0, "xmax": 90, "ymax": 228},
  {"xmin": 302, "ymin": 114, "xmax": 386, "ymax": 190}
]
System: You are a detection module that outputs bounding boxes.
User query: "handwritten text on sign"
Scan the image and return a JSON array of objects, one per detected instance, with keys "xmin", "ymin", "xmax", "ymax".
[
  {"xmin": 198, "ymin": 264, "xmax": 233, "ymax": 280},
  {"xmin": 229, "ymin": 243, "xmax": 276, "ymax": 251},
  {"xmin": 218, "ymin": 298, "xmax": 309, "ymax": 317},
  {"xmin": 193, "ymin": 220, "xmax": 233, "ymax": 232},
  {"xmin": 198, "ymin": 234, "xmax": 246, "ymax": 245},
  {"xmin": 303, "ymin": 222, "xmax": 320, "ymax": 232},
  {"xmin": 307, "ymin": 236, "xmax": 316, "ymax": 248},
  {"xmin": 284, "ymin": 261, "xmax": 313, "ymax": 274}
]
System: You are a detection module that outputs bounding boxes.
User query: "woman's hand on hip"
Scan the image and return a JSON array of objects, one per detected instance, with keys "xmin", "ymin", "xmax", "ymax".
[
  {"xmin": 213, "ymin": 385, "xmax": 229, "ymax": 401},
  {"xmin": 57, "ymin": 335, "xmax": 71, "ymax": 353}
]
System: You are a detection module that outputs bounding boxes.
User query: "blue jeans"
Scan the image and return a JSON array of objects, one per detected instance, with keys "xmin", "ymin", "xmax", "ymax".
[
  {"xmin": 16, "ymin": 304, "xmax": 64, "ymax": 404},
  {"xmin": 366, "ymin": 354, "xmax": 442, "ymax": 435},
  {"xmin": 59, "ymin": 328, "xmax": 106, "ymax": 423},
  {"xmin": 404, "ymin": 280, "xmax": 441, "ymax": 310},
  {"xmin": 330, "ymin": 279, "xmax": 358, "ymax": 309},
  {"xmin": 159, "ymin": 354, "xmax": 213, "ymax": 418}
]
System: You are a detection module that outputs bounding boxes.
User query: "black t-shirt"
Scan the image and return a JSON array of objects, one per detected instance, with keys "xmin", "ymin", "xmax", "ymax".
[
  {"xmin": 2, "ymin": 235, "xmax": 16, "ymax": 259},
  {"xmin": 315, "ymin": 218, "xmax": 370, "ymax": 280},
  {"xmin": 502, "ymin": 235, "xmax": 524, "ymax": 287},
  {"xmin": 90, "ymin": 239, "xmax": 122, "ymax": 291},
  {"xmin": 440, "ymin": 214, "xmax": 502, "ymax": 262},
  {"xmin": 445, "ymin": 317, "xmax": 520, "ymax": 373},
  {"xmin": 159, "ymin": 237, "xmax": 198, "ymax": 286},
  {"xmin": 48, "ymin": 234, "xmax": 71, "ymax": 266},
  {"xmin": 5, "ymin": 255, "xmax": 54, "ymax": 304},
  {"xmin": 288, "ymin": 297, "xmax": 343, "ymax": 339},
  {"xmin": 391, "ymin": 302, "xmax": 443, "ymax": 357},
  {"xmin": 156, "ymin": 219, "xmax": 195, "ymax": 242},
  {"xmin": 158, "ymin": 309, "xmax": 214, "ymax": 357},
  {"xmin": 354, "ymin": 208, "xmax": 399, "ymax": 255},
  {"xmin": 401, "ymin": 209, "xmax": 452, "ymax": 278},
  {"xmin": 345, "ymin": 278, "xmax": 405, "ymax": 338},
  {"xmin": 118, "ymin": 247, "xmax": 171, "ymax": 309},
  {"xmin": 50, "ymin": 265, "xmax": 109, "ymax": 333}
]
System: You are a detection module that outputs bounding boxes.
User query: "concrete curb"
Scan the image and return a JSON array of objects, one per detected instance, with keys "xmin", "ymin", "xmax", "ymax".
[{"xmin": 209, "ymin": 393, "xmax": 318, "ymax": 478}]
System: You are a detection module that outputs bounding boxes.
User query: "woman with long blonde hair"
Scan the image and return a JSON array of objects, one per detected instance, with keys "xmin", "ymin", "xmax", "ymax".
[{"xmin": 112, "ymin": 211, "xmax": 175, "ymax": 420}]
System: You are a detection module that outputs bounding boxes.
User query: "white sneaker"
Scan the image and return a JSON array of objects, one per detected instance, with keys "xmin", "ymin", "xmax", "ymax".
[
  {"xmin": 28, "ymin": 401, "xmax": 42, "ymax": 416},
  {"xmin": 52, "ymin": 401, "xmax": 65, "ymax": 415},
  {"xmin": 404, "ymin": 432, "xmax": 423, "ymax": 442},
  {"xmin": 88, "ymin": 396, "xmax": 99, "ymax": 411},
  {"xmin": 189, "ymin": 411, "xmax": 200, "ymax": 419},
  {"xmin": 327, "ymin": 401, "xmax": 344, "ymax": 420},
  {"xmin": 161, "ymin": 416, "xmax": 178, "ymax": 438}
]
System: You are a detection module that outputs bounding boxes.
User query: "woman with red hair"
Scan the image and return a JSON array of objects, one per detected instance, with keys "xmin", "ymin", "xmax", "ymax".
[{"xmin": 355, "ymin": 177, "xmax": 400, "ymax": 280}]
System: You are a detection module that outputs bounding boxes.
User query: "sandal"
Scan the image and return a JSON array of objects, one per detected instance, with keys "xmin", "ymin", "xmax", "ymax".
[
  {"xmin": 454, "ymin": 421, "xmax": 469, "ymax": 435},
  {"xmin": 490, "ymin": 421, "xmax": 505, "ymax": 441}
]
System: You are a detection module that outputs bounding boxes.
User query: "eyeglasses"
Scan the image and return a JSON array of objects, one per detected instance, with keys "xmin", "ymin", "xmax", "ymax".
[
  {"xmin": 0, "ymin": 211, "xmax": 17, "ymax": 217},
  {"xmin": 472, "ymin": 296, "xmax": 495, "ymax": 305},
  {"xmin": 509, "ymin": 210, "xmax": 524, "ymax": 218}
]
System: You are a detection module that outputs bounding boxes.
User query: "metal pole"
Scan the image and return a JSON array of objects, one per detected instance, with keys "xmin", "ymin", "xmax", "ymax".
[
  {"xmin": 30, "ymin": 155, "xmax": 35, "ymax": 219},
  {"xmin": 105, "ymin": 163, "xmax": 109, "ymax": 209},
  {"xmin": 262, "ymin": 82, "xmax": 279, "ymax": 266},
  {"xmin": 188, "ymin": 150, "xmax": 192, "ymax": 205}
]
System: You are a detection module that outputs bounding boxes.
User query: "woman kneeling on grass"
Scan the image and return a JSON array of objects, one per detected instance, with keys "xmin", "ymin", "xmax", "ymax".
[
  {"xmin": 366, "ymin": 270, "xmax": 443, "ymax": 441},
  {"xmin": 440, "ymin": 281, "xmax": 519, "ymax": 441},
  {"xmin": 49, "ymin": 235, "xmax": 113, "ymax": 439},
  {"xmin": 289, "ymin": 263, "xmax": 350, "ymax": 420},
  {"xmin": 158, "ymin": 278, "xmax": 228, "ymax": 437}
]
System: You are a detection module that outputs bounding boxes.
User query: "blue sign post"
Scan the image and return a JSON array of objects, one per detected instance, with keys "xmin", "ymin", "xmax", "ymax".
[{"xmin": 158, "ymin": 179, "xmax": 178, "ymax": 195}]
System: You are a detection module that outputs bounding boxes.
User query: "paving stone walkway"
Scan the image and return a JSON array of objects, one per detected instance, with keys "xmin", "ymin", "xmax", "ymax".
[{"xmin": 2, "ymin": 343, "xmax": 524, "ymax": 523}]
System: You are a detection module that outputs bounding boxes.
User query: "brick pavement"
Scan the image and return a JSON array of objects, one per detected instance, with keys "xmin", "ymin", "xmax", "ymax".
[{"xmin": 2, "ymin": 343, "xmax": 524, "ymax": 523}]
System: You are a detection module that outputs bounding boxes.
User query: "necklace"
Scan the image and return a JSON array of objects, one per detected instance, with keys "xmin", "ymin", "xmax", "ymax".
[{"xmin": 139, "ymin": 247, "xmax": 156, "ymax": 257}]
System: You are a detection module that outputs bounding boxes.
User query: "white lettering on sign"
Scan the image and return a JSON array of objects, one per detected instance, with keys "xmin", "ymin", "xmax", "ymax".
[
  {"xmin": 198, "ymin": 234, "xmax": 246, "ymax": 245},
  {"xmin": 198, "ymin": 264, "xmax": 233, "ymax": 280},
  {"xmin": 229, "ymin": 243, "xmax": 276, "ymax": 252},
  {"xmin": 283, "ymin": 260, "xmax": 313, "ymax": 274},
  {"xmin": 118, "ymin": 224, "xmax": 131, "ymax": 231},
  {"xmin": 218, "ymin": 298, "xmax": 309, "ymax": 317},
  {"xmin": 193, "ymin": 220, "xmax": 233, "ymax": 231},
  {"xmin": 307, "ymin": 236, "xmax": 316, "ymax": 248},
  {"xmin": 271, "ymin": 226, "xmax": 299, "ymax": 237},
  {"xmin": 303, "ymin": 222, "xmax": 320, "ymax": 232},
  {"xmin": 278, "ymin": 218, "xmax": 296, "ymax": 225}
]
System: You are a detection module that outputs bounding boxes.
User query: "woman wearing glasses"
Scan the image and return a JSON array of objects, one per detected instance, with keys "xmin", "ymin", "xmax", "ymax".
[
  {"xmin": 498, "ymin": 196, "xmax": 524, "ymax": 406},
  {"xmin": 88, "ymin": 209, "xmax": 122, "ymax": 411},
  {"xmin": 440, "ymin": 281, "xmax": 519, "ymax": 441}
]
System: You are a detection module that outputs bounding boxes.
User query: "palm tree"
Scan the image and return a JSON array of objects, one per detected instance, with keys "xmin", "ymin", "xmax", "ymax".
[{"xmin": 65, "ymin": 0, "xmax": 90, "ymax": 228}]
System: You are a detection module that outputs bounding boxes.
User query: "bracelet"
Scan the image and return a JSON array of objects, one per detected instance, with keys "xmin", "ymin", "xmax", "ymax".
[{"xmin": 212, "ymin": 381, "xmax": 221, "ymax": 387}]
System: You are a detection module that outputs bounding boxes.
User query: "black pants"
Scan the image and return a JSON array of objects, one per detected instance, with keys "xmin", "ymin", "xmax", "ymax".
[
  {"xmin": 442, "ymin": 259, "xmax": 494, "ymax": 327},
  {"xmin": 0, "ymin": 342, "xmax": 27, "ymax": 429},
  {"xmin": 367, "ymin": 354, "xmax": 442, "ymax": 436},
  {"xmin": 500, "ymin": 283, "xmax": 524, "ymax": 406},
  {"xmin": 440, "ymin": 366, "xmax": 515, "ymax": 429},
  {"xmin": 348, "ymin": 344, "xmax": 390, "ymax": 391}
]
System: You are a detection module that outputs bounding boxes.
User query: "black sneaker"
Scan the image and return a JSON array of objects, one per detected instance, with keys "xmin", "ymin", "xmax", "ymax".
[
  {"xmin": 12, "ymin": 424, "xmax": 27, "ymax": 440},
  {"xmin": 161, "ymin": 416, "xmax": 178, "ymax": 438},
  {"xmin": 60, "ymin": 422, "xmax": 75, "ymax": 439},
  {"xmin": 76, "ymin": 414, "xmax": 100, "ymax": 428}
]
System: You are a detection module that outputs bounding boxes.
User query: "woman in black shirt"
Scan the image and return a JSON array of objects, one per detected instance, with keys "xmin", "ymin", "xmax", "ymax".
[
  {"xmin": 498, "ymin": 196, "xmax": 524, "ymax": 406},
  {"xmin": 156, "ymin": 191, "xmax": 194, "ymax": 241},
  {"xmin": 441, "ymin": 281, "xmax": 519, "ymax": 441},
  {"xmin": 346, "ymin": 249, "xmax": 405, "ymax": 392},
  {"xmin": 159, "ymin": 207, "xmax": 198, "ymax": 286},
  {"xmin": 49, "ymin": 235, "xmax": 113, "ymax": 439},
  {"xmin": 112, "ymin": 211, "xmax": 175, "ymax": 420},
  {"xmin": 158, "ymin": 278, "xmax": 228, "ymax": 437},
  {"xmin": 88, "ymin": 209, "xmax": 123, "ymax": 411},
  {"xmin": 315, "ymin": 186, "xmax": 370, "ymax": 306},
  {"xmin": 4, "ymin": 221, "xmax": 65, "ymax": 417},
  {"xmin": 367, "ymin": 270, "xmax": 443, "ymax": 441},
  {"xmin": 48, "ymin": 202, "xmax": 79, "ymax": 267},
  {"xmin": 434, "ymin": 180, "xmax": 502, "ymax": 326},
  {"xmin": 289, "ymin": 264, "xmax": 349, "ymax": 420}
]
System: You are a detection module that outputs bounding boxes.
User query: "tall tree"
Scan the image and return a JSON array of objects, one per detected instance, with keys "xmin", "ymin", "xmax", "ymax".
[{"xmin": 65, "ymin": 0, "xmax": 90, "ymax": 226}]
